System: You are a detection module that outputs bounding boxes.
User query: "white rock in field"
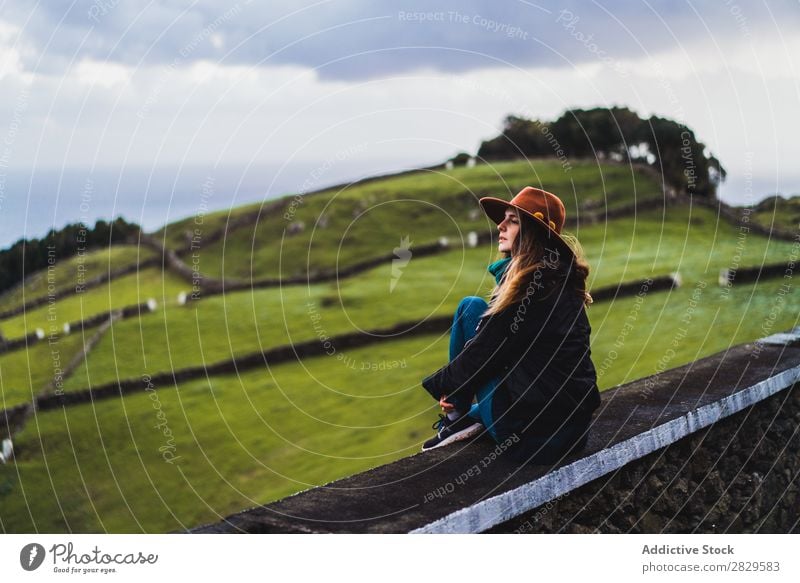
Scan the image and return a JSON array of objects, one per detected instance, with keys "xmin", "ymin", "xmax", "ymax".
[
  {"xmin": 287, "ymin": 221, "xmax": 305, "ymax": 235},
  {"xmin": 177, "ymin": 292, "xmax": 187, "ymax": 305},
  {"xmin": 438, "ymin": 237, "xmax": 449, "ymax": 248},
  {"xmin": 0, "ymin": 439, "xmax": 12, "ymax": 463},
  {"xmin": 63, "ymin": 323, "xmax": 71, "ymax": 334},
  {"xmin": 147, "ymin": 299, "xmax": 158, "ymax": 312},
  {"xmin": 467, "ymin": 232, "xmax": 478, "ymax": 248},
  {"xmin": 35, "ymin": 328, "xmax": 45, "ymax": 340}
]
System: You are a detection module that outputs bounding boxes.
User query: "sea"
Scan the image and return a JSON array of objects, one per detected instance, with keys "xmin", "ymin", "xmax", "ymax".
[
  {"xmin": 0, "ymin": 158, "xmax": 418, "ymax": 250},
  {"xmin": 0, "ymin": 161, "xmax": 794, "ymax": 251}
]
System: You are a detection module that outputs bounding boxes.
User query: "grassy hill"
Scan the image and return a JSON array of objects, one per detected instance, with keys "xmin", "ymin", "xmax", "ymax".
[
  {"xmin": 155, "ymin": 160, "xmax": 663, "ymax": 280},
  {"xmin": 1, "ymin": 158, "xmax": 799, "ymax": 533},
  {"xmin": 749, "ymin": 194, "xmax": 800, "ymax": 234},
  {"xmin": 5, "ymin": 276, "xmax": 798, "ymax": 533},
  {"xmin": 44, "ymin": 205, "xmax": 793, "ymax": 397},
  {"xmin": 0, "ymin": 245, "xmax": 153, "ymax": 312}
]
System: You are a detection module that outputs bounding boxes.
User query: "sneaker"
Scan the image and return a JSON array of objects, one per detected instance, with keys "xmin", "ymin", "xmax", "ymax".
[{"xmin": 421, "ymin": 414, "xmax": 483, "ymax": 451}]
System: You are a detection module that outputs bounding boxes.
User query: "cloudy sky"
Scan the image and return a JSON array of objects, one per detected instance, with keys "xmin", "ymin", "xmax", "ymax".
[{"xmin": 1, "ymin": 0, "xmax": 799, "ymax": 242}]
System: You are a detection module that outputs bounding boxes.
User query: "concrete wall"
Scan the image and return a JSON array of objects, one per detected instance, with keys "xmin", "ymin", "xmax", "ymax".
[{"xmin": 492, "ymin": 381, "xmax": 800, "ymax": 533}]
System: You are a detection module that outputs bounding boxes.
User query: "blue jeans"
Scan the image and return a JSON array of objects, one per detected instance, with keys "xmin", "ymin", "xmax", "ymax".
[{"xmin": 446, "ymin": 296, "xmax": 499, "ymax": 441}]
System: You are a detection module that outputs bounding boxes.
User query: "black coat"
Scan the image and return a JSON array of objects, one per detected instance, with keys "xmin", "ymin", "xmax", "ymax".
[{"xmin": 422, "ymin": 280, "xmax": 600, "ymax": 453}]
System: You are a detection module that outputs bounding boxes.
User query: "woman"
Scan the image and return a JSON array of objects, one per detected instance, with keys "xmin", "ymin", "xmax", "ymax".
[{"xmin": 421, "ymin": 186, "xmax": 600, "ymax": 465}]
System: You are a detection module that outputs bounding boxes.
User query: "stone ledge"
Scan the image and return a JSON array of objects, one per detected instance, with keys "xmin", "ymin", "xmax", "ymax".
[
  {"xmin": 489, "ymin": 381, "xmax": 800, "ymax": 533},
  {"xmin": 187, "ymin": 326, "xmax": 800, "ymax": 534}
]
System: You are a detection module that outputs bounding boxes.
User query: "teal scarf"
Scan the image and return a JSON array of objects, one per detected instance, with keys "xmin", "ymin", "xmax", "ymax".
[{"xmin": 487, "ymin": 257, "xmax": 511, "ymax": 285}]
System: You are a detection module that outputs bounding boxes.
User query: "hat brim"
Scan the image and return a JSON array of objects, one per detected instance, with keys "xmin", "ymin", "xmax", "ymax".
[{"xmin": 479, "ymin": 196, "xmax": 575, "ymax": 259}]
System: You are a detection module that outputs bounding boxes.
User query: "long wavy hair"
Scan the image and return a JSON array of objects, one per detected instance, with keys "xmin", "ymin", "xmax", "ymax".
[{"xmin": 485, "ymin": 210, "xmax": 592, "ymax": 316}]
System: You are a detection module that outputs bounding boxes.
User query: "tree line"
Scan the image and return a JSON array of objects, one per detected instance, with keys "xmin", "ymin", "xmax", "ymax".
[
  {"xmin": 476, "ymin": 107, "xmax": 726, "ymax": 197},
  {"xmin": 0, "ymin": 218, "xmax": 141, "ymax": 294}
]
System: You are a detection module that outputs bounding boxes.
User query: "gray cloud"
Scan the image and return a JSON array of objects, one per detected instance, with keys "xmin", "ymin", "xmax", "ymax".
[{"xmin": 7, "ymin": 0, "xmax": 800, "ymax": 80}]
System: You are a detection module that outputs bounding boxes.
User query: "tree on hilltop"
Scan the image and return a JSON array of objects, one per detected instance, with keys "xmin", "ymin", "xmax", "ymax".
[{"xmin": 478, "ymin": 107, "xmax": 726, "ymax": 197}]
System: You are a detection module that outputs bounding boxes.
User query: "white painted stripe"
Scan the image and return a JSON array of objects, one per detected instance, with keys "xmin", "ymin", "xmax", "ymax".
[{"xmin": 758, "ymin": 326, "xmax": 800, "ymax": 346}]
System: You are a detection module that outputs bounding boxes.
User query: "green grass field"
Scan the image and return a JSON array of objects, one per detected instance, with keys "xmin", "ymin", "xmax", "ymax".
[
  {"xmin": 157, "ymin": 160, "xmax": 663, "ymax": 281},
  {"xmin": 0, "ymin": 245, "xmax": 154, "ymax": 312},
  {"xmin": 2, "ymin": 276, "xmax": 797, "ymax": 533},
  {"xmin": 0, "ymin": 333, "xmax": 90, "ymax": 407},
  {"xmin": 749, "ymin": 194, "xmax": 800, "ymax": 234},
  {"xmin": 49, "ymin": 204, "xmax": 798, "ymax": 393},
  {"xmin": 0, "ymin": 267, "xmax": 188, "ymax": 340},
  {"xmin": 2, "ymin": 158, "xmax": 797, "ymax": 533}
]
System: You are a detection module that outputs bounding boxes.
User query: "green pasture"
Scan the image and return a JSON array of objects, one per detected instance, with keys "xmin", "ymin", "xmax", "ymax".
[
  {"xmin": 749, "ymin": 195, "xmax": 800, "ymax": 234},
  {"xmin": 0, "ymin": 333, "xmax": 89, "ymax": 408},
  {"xmin": 577, "ymin": 203, "xmax": 791, "ymax": 285},
  {"xmin": 0, "ymin": 267, "xmax": 188, "ymax": 340},
  {"xmin": 2, "ymin": 158, "xmax": 798, "ymax": 534},
  {"xmin": 2, "ymin": 335, "xmax": 447, "ymax": 533},
  {"xmin": 50, "ymin": 204, "xmax": 798, "ymax": 393},
  {"xmin": 2, "ymin": 276, "xmax": 798, "ymax": 533},
  {"xmin": 0, "ymin": 245, "xmax": 153, "ymax": 312},
  {"xmin": 157, "ymin": 160, "xmax": 663, "ymax": 280}
]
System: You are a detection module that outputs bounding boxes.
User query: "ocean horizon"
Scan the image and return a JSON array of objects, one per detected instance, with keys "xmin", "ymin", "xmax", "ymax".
[
  {"xmin": 0, "ymin": 161, "xmax": 794, "ymax": 251},
  {"xmin": 0, "ymin": 158, "xmax": 416, "ymax": 250}
]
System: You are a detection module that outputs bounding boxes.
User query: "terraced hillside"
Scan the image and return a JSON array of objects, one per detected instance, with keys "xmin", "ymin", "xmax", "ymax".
[
  {"xmin": 154, "ymin": 160, "xmax": 663, "ymax": 281},
  {"xmin": 749, "ymin": 194, "xmax": 800, "ymax": 234},
  {"xmin": 1, "ymin": 159, "xmax": 798, "ymax": 533}
]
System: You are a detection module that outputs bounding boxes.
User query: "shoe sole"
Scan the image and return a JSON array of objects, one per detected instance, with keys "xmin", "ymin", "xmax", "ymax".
[{"xmin": 421, "ymin": 422, "xmax": 483, "ymax": 451}]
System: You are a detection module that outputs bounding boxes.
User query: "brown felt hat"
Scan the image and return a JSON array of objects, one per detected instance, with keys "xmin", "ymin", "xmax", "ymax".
[{"xmin": 479, "ymin": 186, "xmax": 573, "ymax": 258}]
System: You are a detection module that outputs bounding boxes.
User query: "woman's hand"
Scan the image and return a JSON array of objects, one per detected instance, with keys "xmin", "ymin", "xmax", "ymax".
[{"xmin": 439, "ymin": 395, "xmax": 455, "ymax": 412}]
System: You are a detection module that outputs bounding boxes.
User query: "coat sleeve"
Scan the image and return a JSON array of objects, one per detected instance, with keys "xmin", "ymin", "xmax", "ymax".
[{"xmin": 422, "ymin": 295, "xmax": 554, "ymax": 401}]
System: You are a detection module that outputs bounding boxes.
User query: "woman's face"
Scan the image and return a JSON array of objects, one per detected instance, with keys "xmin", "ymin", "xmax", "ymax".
[{"xmin": 497, "ymin": 208, "xmax": 520, "ymax": 254}]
